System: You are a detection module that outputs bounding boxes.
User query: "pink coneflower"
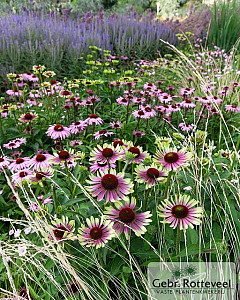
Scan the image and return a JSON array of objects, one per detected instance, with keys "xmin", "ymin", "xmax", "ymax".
[
  {"xmin": 6, "ymin": 89, "xmax": 22, "ymax": 97},
  {"xmin": 179, "ymin": 123, "xmax": 194, "ymax": 132},
  {"xmin": 87, "ymin": 170, "xmax": 133, "ymax": 202},
  {"xmin": 116, "ymin": 97, "xmax": 129, "ymax": 106},
  {"xmin": 60, "ymin": 160, "xmax": 77, "ymax": 169},
  {"xmin": 180, "ymin": 99, "xmax": 196, "ymax": 109},
  {"xmin": 142, "ymin": 105, "xmax": 156, "ymax": 118},
  {"xmin": 26, "ymin": 99, "xmax": 37, "ymax": 106},
  {"xmin": 110, "ymin": 121, "xmax": 123, "ymax": 129},
  {"xmin": 30, "ymin": 169, "xmax": 54, "ymax": 183},
  {"xmin": 112, "ymin": 139, "xmax": 129, "ymax": 149},
  {"xmin": 132, "ymin": 109, "xmax": 146, "ymax": 119},
  {"xmin": 90, "ymin": 144, "xmax": 123, "ymax": 164},
  {"xmin": 105, "ymin": 198, "xmax": 152, "ymax": 237},
  {"xmin": 46, "ymin": 124, "xmax": 71, "ymax": 140},
  {"xmin": 158, "ymin": 194, "xmax": 203, "ymax": 230},
  {"xmin": 69, "ymin": 121, "xmax": 87, "ymax": 134},
  {"xmin": 135, "ymin": 164, "xmax": 166, "ymax": 188},
  {"xmin": 0, "ymin": 156, "xmax": 11, "ymax": 169},
  {"xmin": 132, "ymin": 130, "xmax": 146, "ymax": 138},
  {"xmin": 14, "ymin": 138, "xmax": 26, "ymax": 146},
  {"xmin": 85, "ymin": 114, "xmax": 104, "ymax": 125},
  {"xmin": 180, "ymin": 88, "xmax": 195, "ymax": 96},
  {"xmin": 89, "ymin": 161, "xmax": 116, "ymax": 173},
  {"xmin": 125, "ymin": 145, "xmax": 149, "ymax": 164},
  {"xmin": 52, "ymin": 150, "xmax": 74, "ymax": 164},
  {"xmin": 9, "ymin": 157, "xmax": 30, "ymax": 171},
  {"xmin": 158, "ymin": 94, "xmax": 172, "ymax": 104},
  {"xmin": 59, "ymin": 90, "xmax": 73, "ymax": 98},
  {"xmin": 29, "ymin": 202, "xmax": 39, "ymax": 212},
  {"xmin": 78, "ymin": 216, "xmax": 114, "ymax": 248},
  {"xmin": 28, "ymin": 153, "xmax": 53, "ymax": 170},
  {"xmin": 70, "ymin": 140, "xmax": 83, "ymax": 147},
  {"xmin": 225, "ymin": 105, "xmax": 240, "ymax": 112},
  {"xmin": 51, "ymin": 216, "xmax": 75, "ymax": 242},
  {"xmin": 94, "ymin": 129, "xmax": 114, "ymax": 140},
  {"xmin": 19, "ymin": 113, "xmax": 38, "ymax": 123},
  {"xmin": 11, "ymin": 169, "xmax": 33, "ymax": 185},
  {"xmin": 3, "ymin": 141, "xmax": 21, "ymax": 150},
  {"xmin": 38, "ymin": 195, "xmax": 53, "ymax": 205},
  {"xmin": 143, "ymin": 82, "xmax": 156, "ymax": 91},
  {"xmin": 154, "ymin": 147, "xmax": 192, "ymax": 170}
]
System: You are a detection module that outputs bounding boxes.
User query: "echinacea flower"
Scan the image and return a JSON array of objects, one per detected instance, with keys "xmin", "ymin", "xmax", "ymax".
[
  {"xmin": 9, "ymin": 157, "xmax": 30, "ymax": 171},
  {"xmin": 30, "ymin": 168, "xmax": 54, "ymax": 183},
  {"xmin": 87, "ymin": 170, "xmax": 133, "ymax": 203},
  {"xmin": 135, "ymin": 164, "xmax": 167, "ymax": 188},
  {"xmin": 11, "ymin": 170, "xmax": 33, "ymax": 185},
  {"xmin": 69, "ymin": 121, "xmax": 87, "ymax": 134},
  {"xmin": 28, "ymin": 153, "xmax": 54, "ymax": 170},
  {"xmin": 179, "ymin": 123, "xmax": 194, "ymax": 132},
  {"xmin": 125, "ymin": 145, "xmax": 149, "ymax": 164},
  {"xmin": 225, "ymin": 105, "xmax": 240, "ymax": 112},
  {"xmin": 50, "ymin": 216, "xmax": 75, "ymax": 242},
  {"xmin": 19, "ymin": 113, "xmax": 38, "ymax": 123},
  {"xmin": 105, "ymin": 198, "xmax": 152, "ymax": 238},
  {"xmin": 89, "ymin": 161, "xmax": 116, "ymax": 173},
  {"xmin": 85, "ymin": 114, "xmax": 103, "ymax": 125},
  {"xmin": 158, "ymin": 194, "xmax": 203, "ymax": 230},
  {"xmin": 3, "ymin": 141, "xmax": 21, "ymax": 150},
  {"xmin": 94, "ymin": 129, "xmax": 114, "ymax": 140},
  {"xmin": 90, "ymin": 144, "xmax": 123, "ymax": 164},
  {"xmin": 46, "ymin": 124, "xmax": 71, "ymax": 140},
  {"xmin": 110, "ymin": 121, "xmax": 123, "ymax": 129},
  {"xmin": 0, "ymin": 156, "xmax": 11, "ymax": 169},
  {"xmin": 154, "ymin": 147, "xmax": 192, "ymax": 170},
  {"xmin": 52, "ymin": 150, "xmax": 74, "ymax": 164},
  {"xmin": 78, "ymin": 216, "xmax": 114, "ymax": 248}
]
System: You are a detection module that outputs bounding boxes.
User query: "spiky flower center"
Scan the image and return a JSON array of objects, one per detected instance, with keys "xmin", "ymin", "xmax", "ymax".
[
  {"xmin": 16, "ymin": 158, "xmax": 24, "ymax": 164},
  {"xmin": 19, "ymin": 171, "xmax": 27, "ymax": 177},
  {"xmin": 36, "ymin": 172, "xmax": 45, "ymax": 180},
  {"xmin": 147, "ymin": 168, "xmax": 160, "ymax": 179},
  {"xmin": 138, "ymin": 110, "xmax": 145, "ymax": 116},
  {"xmin": 119, "ymin": 207, "xmax": 135, "ymax": 223},
  {"xmin": 24, "ymin": 113, "xmax": 34, "ymax": 120},
  {"xmin": 36, "ymin": 154, "xmax": 46, "ymax": 162},
  {"xmin": 113, "ymin": 140, "xmax": 123, "ymax": 147},
  {"xmin": 129, "ymin": 147, "xmax": 140, "ymax": 158},
  {"xmin": 61, "ymin": 90, "xmax": 71, "ymax": 96},
  {"xmin": 145, "ymin": 107, "xmax": 152, "ymax": 112},
  {"xmin": 90, "ymin": 114, "xmax": 98, "ymax": 118},
  {"xmin": 172, "ymin": 204, "xmax": 189, "ymax": 219},
  {"xmin": 102, "ymin": 147, "xmax": 114, "ymax": 158},
  {"xmin": 74, "ymin": 121, "xmax": 80, "ymax": 125},
  {"xmin": 99, "ymin": 129, "xmax": 107, "ymax": 135},
  {"xmin": 9, "ymin": 143, "xmax": 16, "ymax": 147},
  {"xmin": 90, "ymin": 226, "xmax": 103, "ymax": 240},
  {"xmin": 164, "ymin": 152, "xmax": 179, "ymax": 163},
  {"xmin": 0, "ymin": 158, "xmax": 4, "ymax": 162},
  {"xmin": 54, "ymin": 124, "xmax": 64, "ymax": 131},
  {"xmin": 58, "ymin": 150, "xmax": 70, "ymax": 160},
  {"xmin": 53, "ymin": 225, "xmax": 67, "ymax": 239},
  {"xmin": 101, "ymin": 174, "xmax": 118, "ymax": 190}
]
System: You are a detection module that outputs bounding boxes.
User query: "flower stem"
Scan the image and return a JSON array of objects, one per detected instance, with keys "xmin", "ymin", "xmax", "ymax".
[
  {"xmin": 164, "ymin": 170, "xmax": 173, "ymax": 199},
  {"xmin": 175, "ymin": 226, "xmax": 181, "ymax": 255}
]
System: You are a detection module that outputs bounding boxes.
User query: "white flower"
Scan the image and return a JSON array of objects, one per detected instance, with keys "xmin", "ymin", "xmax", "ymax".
[
  {"xmin": 183, "ymin": 186, "xmax": 192, "ymax": 191},
  {"xmin": 17, "ymin": 245, "xmax": 27, "ymax": 257},
  {"xmin": 24, "ymin": 227, "xmax": 32, "ymax": 235},
  {"xmin": 14, "ymin": 229, "xmax": 22, "ymax": 238},
  {"xmin": 9, "ymin": 229, "xmax": 14, "ymax": 236}
]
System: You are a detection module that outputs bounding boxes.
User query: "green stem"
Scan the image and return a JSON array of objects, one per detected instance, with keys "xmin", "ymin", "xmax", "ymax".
[
  {"xmin": 175, "ymin": 226, "xmax": 181, "ymax": 255},
  {"xmin": 164, "ymin": 170, "xmax": 173, "ymax": 199},
  {"xmin": 64, "ymin": 162, "xmax": 73, "ymax": 194},
  {"xmin": 230, "ymin": 136, "xmax": 240, "ymax": 173}
]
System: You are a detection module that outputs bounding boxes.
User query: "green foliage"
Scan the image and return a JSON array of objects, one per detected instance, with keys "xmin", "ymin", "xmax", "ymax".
[{"xmin": 208, "ymin": 0, "xmax": 240, "ymax": 51}]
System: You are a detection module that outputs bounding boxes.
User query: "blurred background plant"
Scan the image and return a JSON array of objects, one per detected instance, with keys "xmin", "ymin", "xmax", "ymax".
[{"xmin": 207, "ymin": 0, "xmax": 240, "ymax": 52}]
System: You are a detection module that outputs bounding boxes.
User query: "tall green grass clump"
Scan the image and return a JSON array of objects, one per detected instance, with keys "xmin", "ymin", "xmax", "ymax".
[{"xmin": 208, "ymin": 0, "xmax": 240, "ymax": 51}]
